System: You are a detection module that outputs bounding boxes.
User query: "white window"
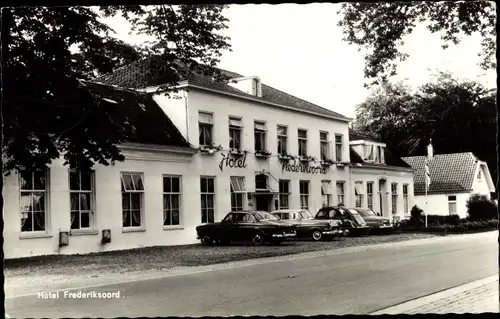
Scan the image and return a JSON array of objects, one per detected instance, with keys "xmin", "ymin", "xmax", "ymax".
[
  {"xmin": 336, "ymin": 181, "xmax": 345, "ymax": 205},
  {"xmin": 377, "ymin": 146, "xmax": 385, "ymax": 163},
  {"xmin": 298, "ymin": 129, "xmax": 308, "ymax": 157},
  {"xmin": 277, "ymin": 125, "xmax": 288, "ymax": 155},
  {"xmin": 198, "ymin": 112, "xmax": 213, "ymax": 147},
  {"xmin": 121, "ymin": 173, "xmax": 145, "ymax": 228},
  {"xmin": 335, "ymin": 134, "xmax": 343, "ymax": 162},
  {"xmin": 201, "ymin": 177, "xmax": 215, "ymax": 223},
  {"xmin": 229, "ymin": 117, "xmax": 243, "ymax": 150},
  {"xmin": 278, "ymin": 180, "xmax": 290, "ymax": 209},
  {"xmin": 299, "ymin": 180, "xmax": 309, "ymax": 210},
  {"xmin": 355, "ymin": 182, "xmax": 364, "ymax": 208},
  {"xmin": 391, "ymin": 183, "xmax": 398, "ymax": 215},
  {"xmin": 253, "ymin": 78, "xmax": 260, "ymax": 96},
  {"xmin": 364, "ymin": 144, "xmax": 374, "ymax": 161},
  {"xmin": 320, "ymin": 131, "xmax": 331, "ymax": 161},
  {"xmin": 321, "ymin": 180, "xmax": 333, "ymax": 207},
  {"xmin": 367, "ymin": 182, "xmax": 374, "ymax": 210},
  {"xmin": 20, "ymin": 170, "xmax": 48, "ymax": 232},
  {"xmin": 69, "ymin": 170, "xmax": 94, "ymax": 230},
  {"xmin": 403, "ymin": 184, "xmax": 409, "ymax": 216},
  {"xmin": 254, "ymin": 121, "xmax": 267, "ymax": 152},
  {"xmin": 448, "ymin": 195, "xmax": 457, "ymax": 215},
  {"xmin": 230, "ymin": 176, "xmax": 246, "ymax": 211},
  {"xmin": 163, "ymin": 176, "xmax": 181, "ymax": 226}
]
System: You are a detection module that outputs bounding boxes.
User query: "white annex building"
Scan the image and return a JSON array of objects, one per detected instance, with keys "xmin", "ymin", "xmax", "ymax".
[{"xmin": 3, "ymin": 57, "xmax": 415, "ymax": 258}]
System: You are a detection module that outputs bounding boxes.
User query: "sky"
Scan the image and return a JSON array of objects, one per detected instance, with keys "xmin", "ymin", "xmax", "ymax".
[{"xmin": 103, "ymin": 3, "xmax": 496, "ymax": 119}]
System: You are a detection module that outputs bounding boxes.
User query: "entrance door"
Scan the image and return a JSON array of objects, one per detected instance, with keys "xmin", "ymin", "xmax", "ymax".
[
  {"xmin": 379, "ymin": 179, "xmax": 387, "ymax": 217},
  {"xmin": 255, "ymin": 194, "xmax": 271, "ymax": 211}
]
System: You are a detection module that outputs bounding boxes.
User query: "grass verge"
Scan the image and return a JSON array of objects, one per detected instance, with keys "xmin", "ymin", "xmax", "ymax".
[{"xmin": 5, "ymin": 233, "xmax": 436, "ymax": 278}]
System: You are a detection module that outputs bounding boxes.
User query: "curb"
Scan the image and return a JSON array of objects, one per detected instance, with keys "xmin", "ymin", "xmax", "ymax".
[{"xmin": 370, "ymin": 275, "xmax": 499, "ymax": 315}]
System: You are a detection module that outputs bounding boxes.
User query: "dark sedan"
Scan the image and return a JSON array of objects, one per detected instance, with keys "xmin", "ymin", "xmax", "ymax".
[
  {"xmin": 315, "ymin": 206, "xmax": 370, "ymax": 236},
  {"xmin": 271, "ymin": 209, "xmax": 343, "ymax": 241},
  {"xmin": 196, "ymin": 211, "xmax": 297, "ymax": 246}
]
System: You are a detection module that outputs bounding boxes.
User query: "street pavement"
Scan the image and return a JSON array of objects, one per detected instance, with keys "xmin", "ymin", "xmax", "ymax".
[{"xmin": 6, "ymin": 232, "xmax": 498, "ymax": 317}]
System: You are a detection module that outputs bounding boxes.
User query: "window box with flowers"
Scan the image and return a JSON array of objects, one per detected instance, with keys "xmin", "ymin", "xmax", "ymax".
[
  {"xmin": 230, "ymin": 148, "xmax": 248, "ymax": 156},
  {"xmin": 199, "ymin": 144, "xmax": 223, "ymax": 154},
  {"xmin": 321, "ymin": 159, "xmax": 335, "ymax": 166},
  {"xmin": 300, "ymin": 155, "xmax": 316, "ymax": 162},
  {"xmin": 335, "ymin": 161, "xmax": 350, "ymax": 167},
  {"xmin": 255, "ymin": 150, "xmax": 272, "ymax": 158},
  {"xmin": 278, "ymin": 153, "xmax": 294, "ymax": 161}
]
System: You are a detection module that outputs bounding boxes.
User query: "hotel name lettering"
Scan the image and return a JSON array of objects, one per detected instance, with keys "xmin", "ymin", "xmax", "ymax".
[
  {"xmin": 282, "ymin": 161, "xmax": 327, "ymax": 174},
  {"xmin": 219, "ymin": 153, "xmax": 248, "ymax": 172}
]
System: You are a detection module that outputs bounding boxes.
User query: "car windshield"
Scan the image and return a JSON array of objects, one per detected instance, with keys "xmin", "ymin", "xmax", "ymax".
[
  {"xmin": 356, "ymin": 209, "xmax": 376, "ymax": 217},
  {"xmin": 254, "ymin": 212, "xmax": 279, "ymax": 221},
  {"xmin": 301, "ymin": 210, "xmax": 314, "ymax": 219}
]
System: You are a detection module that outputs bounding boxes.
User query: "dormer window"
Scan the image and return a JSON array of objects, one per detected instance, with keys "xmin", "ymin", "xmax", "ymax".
[
  {"xmin": 252, "ymin": 77, "xmax": 262, "ymax": 97},
  {"xmin": 364, "ymin": 145, "xmax": 375, "ymax": 161}
]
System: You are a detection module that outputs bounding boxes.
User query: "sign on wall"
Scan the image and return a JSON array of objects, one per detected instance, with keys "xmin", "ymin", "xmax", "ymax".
[
  {"xmin": 281, "ymin": 161, "xmax": 327, "ymax": 174},
  {"xmin": 219, "ymin": 153, "xmax": 248, "ymax": 172}
]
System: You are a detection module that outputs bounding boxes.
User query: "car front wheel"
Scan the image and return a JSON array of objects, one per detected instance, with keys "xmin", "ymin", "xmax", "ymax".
[
  {"xmin": 201, "ymin": 236, "xmax": 213, "ymax": 246},
  {"xmin": 311, "ymin": 229, "xmax": 323, "ymax": 241},
  {"xmin": 252, "ymin": 231, "xmax": 264, "ymax": 246}
]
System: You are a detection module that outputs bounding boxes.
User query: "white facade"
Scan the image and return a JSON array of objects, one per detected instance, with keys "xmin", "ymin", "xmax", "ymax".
[{"xmin": 4, "ymin": 84, "xmax": 415, "ymax": 259}]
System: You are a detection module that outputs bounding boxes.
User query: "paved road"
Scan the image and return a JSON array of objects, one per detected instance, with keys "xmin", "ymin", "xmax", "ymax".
[{"xmin": 6, "ymin": 233, "xmax": 498, "ymax": 317}]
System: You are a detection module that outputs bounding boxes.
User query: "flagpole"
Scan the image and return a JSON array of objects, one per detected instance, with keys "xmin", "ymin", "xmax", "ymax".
[{"xmin": 425, "ymin": 177, "xmax": 428, "ymax": 228}]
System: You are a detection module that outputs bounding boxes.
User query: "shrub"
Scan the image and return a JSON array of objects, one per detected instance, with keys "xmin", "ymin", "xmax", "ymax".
[
  {"xmin": 466, "ymin": 194, "xmax": 498, "ymax": 221},
  {"xmin": 410, "ymin": 205, "xmax": 423, "ymax": 227},
  {"xmin": 423, "ymin": 214, "xmax": 461, "ymax": 226}
]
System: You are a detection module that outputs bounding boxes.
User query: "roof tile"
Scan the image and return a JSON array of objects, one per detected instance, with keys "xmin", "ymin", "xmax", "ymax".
[{"xmin": 402, "ymin": 153, "xmax": 477, "ymax": 195}]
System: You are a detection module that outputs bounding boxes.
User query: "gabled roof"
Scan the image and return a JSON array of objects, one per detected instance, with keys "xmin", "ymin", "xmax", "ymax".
[
  {"xmin": 402, "ymin": 152, "xmax": 479, "ymax": 195},
  {"xmin": 349, "ymin": 146, "xmax": 412, "ymax": 169},
  {"xmin": 349, "ymin": 130, "xmax": 384, "ymax": 143},
  {"xmin": 95, "ymin": 55, "xmax": 351, "ymax": 121},
  {"xmin": 82, "ymin": 81, "xmax": 190, "ymax": 148}
]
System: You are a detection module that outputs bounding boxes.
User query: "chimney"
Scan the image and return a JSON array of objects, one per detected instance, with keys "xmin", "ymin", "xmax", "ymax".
[{"xmin": 427, "ymin": 139, "xmax": 434, "ymax": 160}]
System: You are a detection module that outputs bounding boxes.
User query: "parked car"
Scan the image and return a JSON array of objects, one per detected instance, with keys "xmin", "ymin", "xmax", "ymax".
[
  {"xmin": 315, "ymin": 206, "xmax": 370, "ymax": 236},
  {"xmin": 351, "ymin": 208, "xmax": 393, "ymax": 233},
  {"xmin": 196, "ymin": 211, "xmax": 297, "ymax": 246},
  {"xmin": 271, "ymin": 209, "xmax": 343, "ymax": 241}
]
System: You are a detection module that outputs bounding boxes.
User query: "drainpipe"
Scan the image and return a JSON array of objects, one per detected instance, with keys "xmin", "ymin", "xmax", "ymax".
[{"xmin": 183, "ymin": 90, "xmax": 189, "ymax": 143}]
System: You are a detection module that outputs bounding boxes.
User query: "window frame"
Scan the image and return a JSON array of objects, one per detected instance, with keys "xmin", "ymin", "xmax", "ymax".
[
  {"xmin": 121, "ymin": 172, "xmax": 145, "ymax": 230},
  {"xmin": 403, "ymin": 184, "xmax": 409, "ymax": 216},
  {"xmin": 335, "ymin": 134, "xmax": 343, "ymax": 162},
  {"xmin": 278, "ymin": 179, "xmax": 290, "ymax": 210},
  {"xmin": 321, "ymin": 180, "xmax": 333, "ymax": 207},
  {"xmin": 336, "ymin": 181, "xmax": 345, "ymax": 205},
  {"xmin": 230, "ymin": 176, "xmax": 245, "ymax": 212},
  {"xmin": 163, "ymin": 175, "xmax": 182, "ymax": 227},
  {"xmin": 320, "ymin": 131, "xmax": 330, "ymax": 161},
  {"xmin": 200, "ymin": 176, "xmax": 216, "ymax": 223},
  {"xmin": 366, "ymin": 182, "xmax": 374, "ymax": 210},
  {"xmin": 448, "ymin": 195, "xmax": 457, "ymax": 215},
  {"xmin": 277, "ymin": 125, "xmax": 288, "ymax": 155},
  {"xmin": 391, "ymin": 183, "xmax": 398, "ymax": 215},
  {"xmin": 298, "ymin": 129, "xmax": 308, "ymax": 157},
  {"xmin": 69, "ymin": 169, "xmax": 96, "ymax": 231},
  {"xmin": 19, "ymin": 169, "xmax": 49, "ymax": 234},
  {"xmin": 354, "ymin": 181, "xmax": 364, "ymax": 208},
  {"xmin": 254, "ymin": 121, "xmax": 267, "ymax": 152},
  {"xmin": 198, "ymin": 111, "xmax": 214, "ymax": 147},
  {"xmin": 299, "ymin": 180, "xmax": 310, "ymax": 210},
  {"xmin": 228, "ymin": 116, "xmax": 243, "ymax": 150}
]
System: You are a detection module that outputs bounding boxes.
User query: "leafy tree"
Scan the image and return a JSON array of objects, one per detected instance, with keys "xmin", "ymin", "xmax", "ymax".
[
  {"xmin": 353, "ymin": 73, "xmax": 497, "ymax": 193},
  {"xmin": 1, "ymin": 5, "xmax": 231, "ymax": 174},
  {"xmin": 337, "ymin": 1, "xmax": 496, "ymax": 86},
  {"xmin": 466, "ymin": 194, "xmax": 498, "ymax": 221}
]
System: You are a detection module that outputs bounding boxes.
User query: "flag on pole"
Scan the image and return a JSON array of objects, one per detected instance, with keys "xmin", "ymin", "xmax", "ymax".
[{"xmin": 425, "ymin": 158, "xmax": 431, "ymax": 191}]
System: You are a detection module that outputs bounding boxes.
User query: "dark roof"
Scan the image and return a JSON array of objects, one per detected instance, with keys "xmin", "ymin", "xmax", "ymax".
[
  {"xmin": 348, "ymin": 146, "xmax": 411, "ymax": 169},
  {"xmin": 402, "ymin": 153, "xmax": 478, "ymax": 195},
  {"xmin": 349, "ymin": 129, "xmax": 384, "ymax": 143},
  {"xmin": 95, "ymin": 56, "xmax": 350, "ymax": 121},
  {"xmin": 83, "ymin": 81, "xmax": 190, "ymax": 148}
]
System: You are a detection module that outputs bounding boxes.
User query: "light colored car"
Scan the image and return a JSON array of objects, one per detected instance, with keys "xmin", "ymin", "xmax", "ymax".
[
  {"xmin": 271, "ymin": 209, "xmax": 343, "ymax": 241},
  {"xmin": 351, "ymin": 208, "xmax": 393, "ymax": 233}
]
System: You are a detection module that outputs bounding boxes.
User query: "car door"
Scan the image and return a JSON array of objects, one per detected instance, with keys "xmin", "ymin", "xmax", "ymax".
[
  {"xmin": 221, "ymin": 213, "xmax": 239, "ymax": 240},
  {"xmin": 234, "ymin": 213, "xmax": 257, "ymax": 242}
]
